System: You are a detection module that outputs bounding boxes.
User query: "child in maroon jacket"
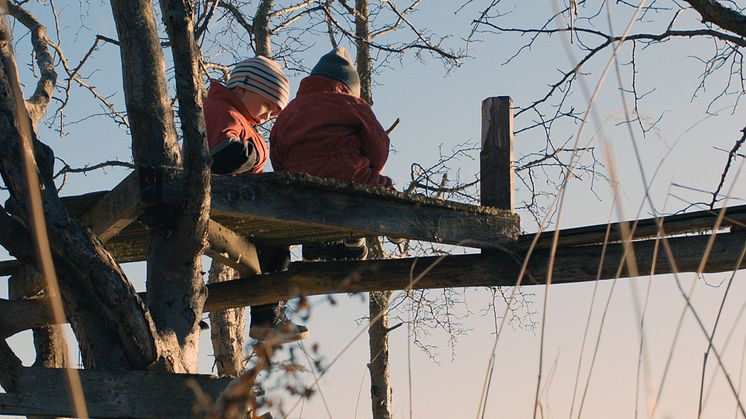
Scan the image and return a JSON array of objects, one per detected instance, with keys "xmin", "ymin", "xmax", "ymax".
[
  {"xmin": 270, "ymin": 47, "xmax": 392, "ymax": 188},
  {"xmin": 205, "ymin": 56, "xmax": 308, "ymax": 343},
  {"xmin": 270, "ymin": 48, "xmax": 393, "ymax": 260}
]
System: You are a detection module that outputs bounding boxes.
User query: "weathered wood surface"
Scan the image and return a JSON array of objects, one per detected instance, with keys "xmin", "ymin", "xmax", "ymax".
[
  {"xmin": 206, "ymin": 220, "xmax": 261, "ymax": 275},
  {"xmin": 0, "ymin": 260, "xmax": 20, "ymax": 277},
  {"xmin": 209, "ymin": 173, "xmax": 519, "ymax": 247},
  {"xmin": 205, "ymin": 229, "xmax": 746, "ymax": 310},
  {"xmin": 4, "ymin": 229, "xmax": 745, "ymax": 334},
  {"xmin": 78, "ymin": 171, "xmax": 145, "ymax": 243},
  {"xmin": 481, "ymin": 96, "xmax": 515, "ymax": 212},
  {"xmin": 59, "ymin": 171, "xmax": 520, "ymax": 263},
  {"xmin": 0, "ymin": 298, "xmax": 51, "ymax": 337},
  {"xmin": 520, "ymin": 205, "xmax": 746, "ymax": 249},
  {"xmin": 0, "ymin": 367, "xmax": 245, "ymax": 418}
]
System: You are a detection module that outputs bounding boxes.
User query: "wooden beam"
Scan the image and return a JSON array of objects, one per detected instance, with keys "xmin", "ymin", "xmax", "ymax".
[
  {"xmin": 0, "ymin": 259, "xmax": 21, "ymax": 277},
  {"xmin": 78, "ymin": 171, "xmax": 146, "ymax": 243},
  {"xmin": 9, "ymin": 230, "xmax": 745, "ymax": 333},
  {"xmin": 207, "ymin": 173, "xmax": 520, "ymax": 249},
  {"xmin": 205, "ymin": 229, "xmax": 746, "ymax": 310},
  {"xmin": 520, "ymin": 204, "xmax": 746, "ymax": 249},
  {"xmin": 61, "ymin": 171, "xmax": 520, "ymax": 262},
  {"xmin": 480, "ymin": 96, "xmax": 515, "ymax": 212},
  {"xmin": 206, "ymin": 220, "xmax": 261, "ymax": 275},
  {"xmin": 0, "ymin": 298, "xmax": 51, "ymax": 337},
  {"xmin": 0, "ymin": 367, "xmax": 255, "ymax": 418}
]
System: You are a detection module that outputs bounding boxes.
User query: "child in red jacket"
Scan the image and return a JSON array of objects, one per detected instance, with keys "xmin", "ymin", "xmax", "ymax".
[
  {"xmin": 205, "ymin": 56, "xmax": 308, "ymax": 343},
  {"xmin": 270, "ymin": 48, "xmax": 393, "ymax": 260},
  {"xmin": 205, "ymin": 56, "xmax": 288, "ymax": 175}
]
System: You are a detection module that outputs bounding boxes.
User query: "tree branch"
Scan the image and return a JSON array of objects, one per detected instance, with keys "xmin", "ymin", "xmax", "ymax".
[
  {"xmin": 6, "ymin": 2, "xmax": 56, "ymax": 126},
  {"xmin": 683, "ymin": 0, "xmax": 746, "ymax": 39}
]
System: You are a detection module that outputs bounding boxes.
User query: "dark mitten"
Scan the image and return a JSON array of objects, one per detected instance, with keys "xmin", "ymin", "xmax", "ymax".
[{"xmin": 210, "ymin": 137, "xmax": 258, "ymax": 174}]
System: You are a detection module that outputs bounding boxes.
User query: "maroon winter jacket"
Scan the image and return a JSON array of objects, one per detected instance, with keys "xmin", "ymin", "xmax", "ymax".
[
  {"xmin": 204, "ymin": 80, "xmax": 268, "ymax": 174},
  {"xmin": 269, "ymin": 76, "xmax": 393, "ymax": 188}
]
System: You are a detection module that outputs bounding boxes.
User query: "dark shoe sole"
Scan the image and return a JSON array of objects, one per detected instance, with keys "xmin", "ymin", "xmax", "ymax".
[{"xmin": 249, "ymin": 327, "xmax": 310, "ymax": 344}]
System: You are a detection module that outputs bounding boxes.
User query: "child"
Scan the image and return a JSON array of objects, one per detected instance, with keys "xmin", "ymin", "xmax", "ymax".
[
  {"xmin": 205, "ymin": 56, "xmax": 308, "ymax": 343},
  {"xmin": 269, "ymin": 47, "xmax": 393, "ymax": 260}
]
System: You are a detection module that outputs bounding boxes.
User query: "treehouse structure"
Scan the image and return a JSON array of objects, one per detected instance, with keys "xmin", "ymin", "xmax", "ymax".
[{"xmin": 1, "ymin": 97, "xmax": 745, "ymax": 417}]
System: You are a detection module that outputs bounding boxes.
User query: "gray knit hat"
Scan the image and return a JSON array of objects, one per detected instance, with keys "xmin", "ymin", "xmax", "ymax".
[
  {"xmin": 311, "ymin": 47, "xmax": 361, "ymax": 98},
  {"xmin": 226, "ymin": 56, "xmax": 290, "ymax": 109}
]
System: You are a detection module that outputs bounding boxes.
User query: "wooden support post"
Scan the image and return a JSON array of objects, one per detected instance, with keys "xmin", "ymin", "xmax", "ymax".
[
  {"xmin": 9, "ymin": 266, "xmax": 68, "ymax": 371},
  {"xmin": 481, "ymin": 96, "xmax": 515, "ymax": 213},
  {"xmin": 206, "ymin": 220, "xmax": 261, "ymax": 275}
]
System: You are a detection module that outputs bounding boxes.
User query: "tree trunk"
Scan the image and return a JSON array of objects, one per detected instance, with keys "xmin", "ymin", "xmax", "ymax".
[
  {"xmin": 368, "ymin": 289, "xmax": 393, "ymax": 419},
  {"xmin": 253, "ymin": 0, "xmax": 274, "ymax": 57},
  {"xmin": 208, "ymin": 261, "xmax": 246, "ymax": 377},
  {"xmin": 0, "ymin": 16, "xmax": 156, "ymax": 371},
  {"xmin": 111, "ymin": 0, "xmax": 210, "ymax": 372},
  {"xmin": 355, "ymin": 0, "xmax": 372, "ymax": 105},
  {"xmin": 355, "ymin": 1, "xmax": 393, "ymax": 416}
]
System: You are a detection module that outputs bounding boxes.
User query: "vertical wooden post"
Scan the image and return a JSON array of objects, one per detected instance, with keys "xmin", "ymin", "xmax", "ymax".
[
  {"xmin": 481, "ymin": 96, "xmax": 515, "ymax": 212},
  {"xmin": 481, "ymin": 97, "xmax": 515, "ymax": 256}
]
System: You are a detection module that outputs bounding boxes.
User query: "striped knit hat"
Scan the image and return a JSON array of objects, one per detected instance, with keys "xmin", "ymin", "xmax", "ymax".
[{"xmin": 226, "ymin": 56, "xmax": 290, "ymax": 110}]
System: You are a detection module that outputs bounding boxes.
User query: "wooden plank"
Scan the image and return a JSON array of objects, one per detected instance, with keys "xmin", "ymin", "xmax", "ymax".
[
  {"xmin": 78, "ymin": 171, "xmax": 146, "ymax": 243},
  {"xmin": 206, "ymin": 220, "xmax": 261, "ymax": 275},
  {"xmin": 207, "ymin": 172, "xmax": 520, "ymax": 249},
  {"xmin": 520, "ymin": 204, "xmax": 746, "ymax": 249},
  {"xmin": 205, "ymin": 229, "xmax": 746, "ymax": 310},
  {"xmin": 7, "ymin": 230, "xmax": 746, "ymax": 332},
  {"xmin": 480, "ymin": 96, "xmax": 515, "ymax": 212},
  {"xmin": 0, "ymin": 259, "xmax": 21, "ymax": 277},
  {"xmin": 60, "ymin": 172, "xmax": 519, "ymax": 262},
  {"xmin": 0, "ymin": 367, "xmax": 250, "ymax": 418},
  {"xmin": 0, "ymin": 298, "xmax": 51, "ymax": 337}
]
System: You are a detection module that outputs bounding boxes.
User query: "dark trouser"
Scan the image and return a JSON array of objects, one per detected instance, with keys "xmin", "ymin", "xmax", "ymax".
[{"xmin": 250, "ymin": 244, "xmax": 290, "ymax": 324}]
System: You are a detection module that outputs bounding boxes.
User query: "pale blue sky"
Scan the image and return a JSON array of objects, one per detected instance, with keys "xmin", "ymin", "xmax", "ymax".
[{"xmin": 3, "ymin": 1, "xmax": 746, "ymax": 418}]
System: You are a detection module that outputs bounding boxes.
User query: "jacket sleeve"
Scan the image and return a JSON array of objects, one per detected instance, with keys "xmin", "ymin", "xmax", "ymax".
[
  {"xmin": 353, "ymin": 101, "xmax": 390, "ymax": 173},
  {"xmin": 210, "ymin": 136, "xmax": 258, "ymax": 175},
  {"xmin": 207, "ymin": 109, "xmax": 265, "ymax": 174}
]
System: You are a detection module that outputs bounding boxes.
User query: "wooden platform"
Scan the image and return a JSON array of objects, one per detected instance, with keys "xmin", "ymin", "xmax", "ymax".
[
  {"xmin": 0, "ymin": 367, "xmax": 255, "ymax": 418},
  {"xmin": 61, "ymin": 170, "xmax": 521, "ymax": 263}
]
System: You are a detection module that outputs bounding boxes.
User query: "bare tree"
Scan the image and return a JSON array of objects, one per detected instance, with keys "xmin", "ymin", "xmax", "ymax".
[
  {"xmin": 0, "ymin": 2, "xmax": 522, "ymax": 418},
  {"xmin": 466, "ymin": 0, "xmax": 746, "ymax": 214}
]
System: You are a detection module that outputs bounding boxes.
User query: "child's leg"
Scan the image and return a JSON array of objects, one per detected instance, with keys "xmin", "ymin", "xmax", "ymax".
[{"xmin": 249, "ymin": 244, "xmax": 308, "ymax": 343}]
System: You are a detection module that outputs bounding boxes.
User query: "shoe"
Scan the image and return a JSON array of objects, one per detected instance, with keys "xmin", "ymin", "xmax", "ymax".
[
  {"xmin": 249, "ymin": 311, "xmax": 310, "ymax": 345},
  {"xmin": 343, "ymin": 238, "xmax": 368, "ymax": 260},
  {"xmin": 303, "ymin": 238, "xmax": 368, "ymax": 261},
  {"xmin": 386, "ymin": 236, "xmax": 406, "ymax": 245},
  {"xmin": 249, "ymin": 319, "xmax": 309, "ymax": 344}
]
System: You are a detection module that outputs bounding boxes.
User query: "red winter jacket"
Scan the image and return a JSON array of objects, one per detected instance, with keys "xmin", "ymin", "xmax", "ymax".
[
  {"xmin": 204, "ymin": 80, "xmax": 268, "ymax": 174},
  {"xmin": 270, "ymin": 76, "xmax": 392, "ymax": 188}
]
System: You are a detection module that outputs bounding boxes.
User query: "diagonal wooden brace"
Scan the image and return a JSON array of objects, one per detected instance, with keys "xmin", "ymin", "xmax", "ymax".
[
  {"xmin": 205, "ymin": 220, "xmax": 261, "ymax": 275},
  {"xmin": 74, "ymin": 168, "xmax": 261, "ymax": 274}
]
